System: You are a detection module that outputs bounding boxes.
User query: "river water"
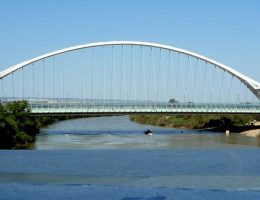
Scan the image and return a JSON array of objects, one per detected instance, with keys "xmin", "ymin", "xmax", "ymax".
[
  {"xmin": 1, "ymin": 115, "xmax": 260, "ymax": 200},
  {"xmin": 34, "ymin": 115, "xmax": 260, "ymax": 150}
]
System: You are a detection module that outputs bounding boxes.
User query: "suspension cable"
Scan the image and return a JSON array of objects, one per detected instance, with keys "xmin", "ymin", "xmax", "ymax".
[
  {"xmin": 138, "ymin": 46, "xmax": 143, "ymax": 107},
  {"xmin": 175, "ymin": 53, "xmax": 180, "ymax": 104},
  {"xmin": 237, "ymin": 80, "xmax": 242, "ymax": 109},
  {"xmin": 123, "ymin": 46, "xmax": 127, "ymax": 105},
  {"xmin": 111, "ymin": 46, "xmax": 114, "ymax": 106},
  {"xmin": 193, "ymin": 58, "xmax": 199, "ymax": 104},
  {"xmin": 147, "ymin": 47, "xmax": 152, "ymax": 108},
  {"xmin": 210, "ymin": 65, "xmax": 217, "ymax": 108},
  {"xmin": 133, "ymin": 46, "xmax": 137, "ymax": 107},
  {"xmin": 42, "ymin": 59, "xmax": 45, "ymax": 101},
  {"xmin": 227, "ymin": 75, "xmax": 233, "ymax": 104},
  {"xmin": 129, "ymin": 45, "xmax": 133, "ymax": 103},
  {"xmin": 184, "ymin": 55, "xmax": 190, "ymax": 103},
  {"xmin": 165, "ymin": 50, "xmax": 171, "ymax": 106},
  {"xmin": 62, "ymin": 55, "xmax": 64, "ymax": 104},
  {"xmin": 156, "ymin": 48, "xmax": 162, "ymax": 104},
  {"xmin": 101, "ymin": 46, "xmax": 104, "ymax": 108},
  {"xmin": 218, "ymin": 70, "xmax": 225, "ymax": 104},
  {"xmin": 143, "ymin": 47, "xmax": 147, "ymax": 109},
  {"xmin": 170, "ymin": 52, "xmax": 175, "ymax": 110},
  {"xmin": 81, "ymin": 50, "xmax": 84, "ymax": 108},
  {"xmin": 12, "ymin": 72, "xmax": 14, "ymax": 100},
  {"xmin": 201, "ymin": 62, "xmax": 208, "ymax": 103},
  {"xmin": 1, "ymin": 79, "xmax": 3, "ymax": 101},
  {"xmin": 52, "ymin": 57, "xmax": 55, "ymax": 102},
  {"xmin": 22, "ymin": 67, "xmax": 24, "ymax": 100},
  {"xmin": 92, "ymin": 48, "xmax": 95, "ymax": 109},
  {"xmin": 32, "ymin": 63, "xmax": 34, "ymax": 100},
  {"xmin": 120, "ymin": 45, "xmax": 124, "ymax": 104}
]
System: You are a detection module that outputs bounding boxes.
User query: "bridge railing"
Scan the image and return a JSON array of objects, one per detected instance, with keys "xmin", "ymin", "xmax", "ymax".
[{"xmin": 28, "ymin": 102, "xmax": 260, "ymax": 114}]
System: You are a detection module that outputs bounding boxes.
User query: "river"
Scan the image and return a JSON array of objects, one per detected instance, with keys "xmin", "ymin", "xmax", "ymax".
[
  {"xmin": 34, "ymin": 115, "xmax": 260, "ymax": 149},
  {"xmin": 1, "ymin": 115, "xmax": 260, "ymax": 200}
]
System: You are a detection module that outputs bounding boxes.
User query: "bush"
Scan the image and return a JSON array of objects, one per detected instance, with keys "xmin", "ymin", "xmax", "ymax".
[
  {"xmin": 130, "ymin": 114, "xmax": 256, "ymax": 131},
  {"xmin": 0, "ymin": 101, "xmax": 37, "ymax": 149}
]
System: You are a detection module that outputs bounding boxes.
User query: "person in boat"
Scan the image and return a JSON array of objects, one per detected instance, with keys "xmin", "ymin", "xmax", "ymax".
[{"xmin": 144, "ymin": 129, "xmax": 152, "ymax": 135}]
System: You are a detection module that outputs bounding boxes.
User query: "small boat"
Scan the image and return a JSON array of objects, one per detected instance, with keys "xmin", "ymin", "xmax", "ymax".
[{"xmin": 144, "ymin": 129, "xmax": 152, "ymax": 136}]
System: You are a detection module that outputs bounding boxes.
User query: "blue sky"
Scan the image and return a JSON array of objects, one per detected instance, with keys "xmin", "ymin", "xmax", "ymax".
[{"xmin": 0, "ymin": 0, "xmax": 260, "ymax": 82}]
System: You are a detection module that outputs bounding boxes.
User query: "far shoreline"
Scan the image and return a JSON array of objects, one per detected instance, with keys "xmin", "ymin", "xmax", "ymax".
[
  {"xmin": 129, "ymin": 114, "xmax": 260, "ymax": 137},
  {"xmin": 241, "ymin": 129, "xmax": 260, "ymax": 137},
  {"xmin": 240, "ymin": 122, "xmax": 260, "ymax": 137}
]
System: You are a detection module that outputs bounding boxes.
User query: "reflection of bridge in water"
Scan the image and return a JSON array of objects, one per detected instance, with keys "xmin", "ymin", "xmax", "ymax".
[{"xmin": 0, "ymin": 41, "xmax": 260, "ymax": 114}]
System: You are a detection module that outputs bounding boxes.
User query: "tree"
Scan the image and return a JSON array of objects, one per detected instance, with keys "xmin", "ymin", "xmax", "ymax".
[
  {"xmin": 168, "ymin": 98, "xmax": 178, "ymax": 104},
  {"xmin": 0, "ymin": 101, "xmax": 36, "ymax": 149}
]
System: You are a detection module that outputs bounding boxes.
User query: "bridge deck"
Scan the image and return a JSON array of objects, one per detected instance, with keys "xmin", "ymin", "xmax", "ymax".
[{"xmin": 29, "ymin": 103, "xmax": 260, "ymax": 115}]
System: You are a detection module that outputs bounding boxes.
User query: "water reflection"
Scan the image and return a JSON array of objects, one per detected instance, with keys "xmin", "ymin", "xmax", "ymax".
[{"xmin": 221, "ymin": 134, "xmax": 260, "ymax": 147}]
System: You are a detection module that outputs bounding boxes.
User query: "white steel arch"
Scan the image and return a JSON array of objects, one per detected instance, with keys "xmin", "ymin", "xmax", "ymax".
[{"xmin": 1, "ymin": 41, "xmax": 260, "ymax": 99}]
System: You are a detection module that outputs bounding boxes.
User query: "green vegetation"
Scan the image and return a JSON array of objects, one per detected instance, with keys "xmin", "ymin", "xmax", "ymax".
[
  {"xmin": 129, "ymin": 114, "xmax": 259, "ymax": 131},
  {"xmin": 0, "ymin": 101, "xmax": 68, "ymax": 149},
  {"xmin": 168, "ymin": 98, "xmax": 179, "ymax": 104},
  {"xmin": 0, "ymin": 101, "xmax": 36, "ymax": 149},
  {"xmin": 0, "ymin": 101, "xmax": 47, "ymax": 149},
  {"xmin": 0, "ymin": 101, "xmax": 97, "ymax": 149}
]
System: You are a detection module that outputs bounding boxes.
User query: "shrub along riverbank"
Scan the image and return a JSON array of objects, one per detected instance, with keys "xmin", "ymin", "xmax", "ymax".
[
  {"xmin": 0, "ymin": 101, "xmax": 79, "ymax": 149},
  {"xmin": 129, "ymin": 114, "xmax": 260, "ymax": 132}
]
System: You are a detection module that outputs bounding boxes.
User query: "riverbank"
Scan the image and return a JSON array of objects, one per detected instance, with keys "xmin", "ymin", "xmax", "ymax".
[
  {"xmin": 240, "ymin": 122, "xmax": 260, "ymax": 137},
  {"xmin": 241, "ymin": 129, "xmax": 260, "ymax": 137},
  {"xmin": 129, "ymin": 114, "xmax": 260, "ymax": 133}
]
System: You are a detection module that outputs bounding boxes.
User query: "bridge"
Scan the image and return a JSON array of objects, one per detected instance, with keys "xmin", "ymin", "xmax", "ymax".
[{"xmin": 0, "ymin": 41, "xmax": 260, "ymax": 114}]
